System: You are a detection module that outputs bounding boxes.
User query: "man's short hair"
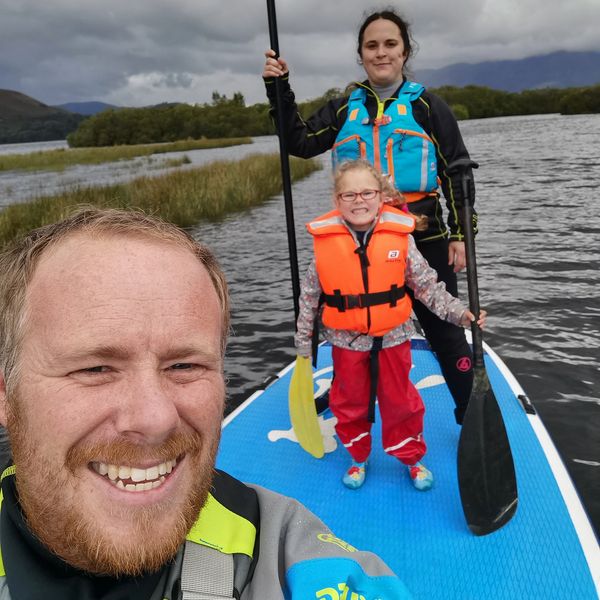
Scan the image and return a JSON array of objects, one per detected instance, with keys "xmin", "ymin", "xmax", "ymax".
[{"xmin": 0, "ymin": 207, "xmax": 230, "ymax": 392}]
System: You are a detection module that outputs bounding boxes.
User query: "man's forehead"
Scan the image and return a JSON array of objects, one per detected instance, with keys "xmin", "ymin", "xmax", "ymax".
[
  {"xmin": 39, "ymin": 230, "xmax": 193, "ymax": 266},
  {"xmin": 21, "ymin": 232, "xmax": 222, "ymax": 352},
  {"xmin": 31, "ymin": 232, "xmax": 205, "ymax": 286},
  {"xmin": 26, "ymin": 232, "xmax": 216, "ymax": 316}
]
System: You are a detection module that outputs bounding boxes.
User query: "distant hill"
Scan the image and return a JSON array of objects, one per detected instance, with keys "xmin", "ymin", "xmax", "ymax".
[
  {"xmin": 417, "ymin": 51, "xmax": 600, "ymax": 92},
  {"xmin": 56, "ymin": 101, "xmax": 118, "ymax": 115},
  {"xmin": 0, "ymin": 89, "xmax": 85, "ymax": 144}
]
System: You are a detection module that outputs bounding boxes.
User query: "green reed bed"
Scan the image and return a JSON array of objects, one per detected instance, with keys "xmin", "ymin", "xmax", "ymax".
[
  {"xmin": 0, "ymin": 153, "xmax": 322, "ymax": 247},
  {"xmin": 0, "ymin": 137, "xmax": 252, "ymax": 173}
]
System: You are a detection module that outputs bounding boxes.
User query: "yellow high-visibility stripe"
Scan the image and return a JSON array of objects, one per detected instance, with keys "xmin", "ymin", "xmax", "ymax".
[
  {"xmin": 186, "ymin": 493, "xmax": 256, "ymax": 557},
  {"xmin": 0, "ymin": 468, "xmax": 11, "ymax": 577}
]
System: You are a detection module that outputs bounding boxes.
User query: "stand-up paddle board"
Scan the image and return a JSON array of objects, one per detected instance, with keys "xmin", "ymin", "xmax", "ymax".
[{"xmin": 217, "ymin": 337, "xmax": 599, "ymax": 599}]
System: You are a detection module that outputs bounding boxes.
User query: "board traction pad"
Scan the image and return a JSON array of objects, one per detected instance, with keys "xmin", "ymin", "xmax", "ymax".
[{"xmin": 217, "ymin": 341, "xmax": 598, "ymax": 599}]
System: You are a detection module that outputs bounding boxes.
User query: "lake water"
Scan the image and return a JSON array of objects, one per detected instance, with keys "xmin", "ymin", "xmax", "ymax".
[
  {"xmin": 0, "ymin": 136, "xmax": 277, "ymax": 208},
  {"xmin": 0, "ymin": 113, "xmax": 598, "ymax": 535}
]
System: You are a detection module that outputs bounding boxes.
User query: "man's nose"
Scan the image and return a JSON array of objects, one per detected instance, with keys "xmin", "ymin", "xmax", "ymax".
[{"xmin": 114, "ymin": 372, "xmax": 180, "ymax": 444}]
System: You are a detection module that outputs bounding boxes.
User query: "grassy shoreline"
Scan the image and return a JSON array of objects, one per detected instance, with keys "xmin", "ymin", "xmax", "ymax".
[
  {"xmin": 0, "ymin": 153, "xmax": 322, "ymax": 247},
  {"xmin": 0, "ymin": 137, "xmax": 252, "ymax": 173}
]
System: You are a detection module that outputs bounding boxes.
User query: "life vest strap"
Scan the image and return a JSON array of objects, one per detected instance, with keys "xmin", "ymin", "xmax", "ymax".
[
  {"xmin": 368, "ymin": 337, "xmax": 384, "ymax": 423},
  {"xmin": 181, "ymin": 540, "xmax": 236, "ymax": 599},
  {"xmin": 322, "ymin": 285, "xmax": 406, "ymax": 312},
  {"xmin": 311, "ymin": 294, "xmax": 326, "ymax": 368},
  {"xmin": 402, "ymin": 190, "xmax": 439, "ymax": 204}
]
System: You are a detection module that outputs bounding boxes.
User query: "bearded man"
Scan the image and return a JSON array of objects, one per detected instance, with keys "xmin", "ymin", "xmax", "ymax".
[{"xmin": 0, "ymin": 208, "xmax": 410, "ymax": 599}]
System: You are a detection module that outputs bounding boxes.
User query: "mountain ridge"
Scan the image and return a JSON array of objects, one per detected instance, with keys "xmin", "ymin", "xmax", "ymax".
[
  {"xmin": 2, "ymin": 50, "xmax": 599, "ymax": 144},
  {"xmin": 0, "ymin": 89, "xmax": 86, "ymax": 144},
  {"xmin": 416, "ymin": 50, "xmax": 600, "ymax": 92},
  {"xmin": 55, "ymin": 101, "xmax": 118, "ymax": 115}
]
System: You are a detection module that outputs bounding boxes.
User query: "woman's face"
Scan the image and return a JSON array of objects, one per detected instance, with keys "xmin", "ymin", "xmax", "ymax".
[{"xmin": 360, "ymin": 18, "xmax": 407, "ymax": 87}]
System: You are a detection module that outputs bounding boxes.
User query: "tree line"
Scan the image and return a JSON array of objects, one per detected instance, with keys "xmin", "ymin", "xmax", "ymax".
[
  {"xmin": 0, "ymin": 112, "xmax": 85, "ymax": 144},
  {"xmin": 67, "ymin": 84, "xmax": 600, "ymax": 147},
  {"xmin": 432, "ymin": 84, "xmax": 600, "ymax": 120},
  {"xmin": 67, "ymin": 92, "xmax": 273, "ymax": 147}
]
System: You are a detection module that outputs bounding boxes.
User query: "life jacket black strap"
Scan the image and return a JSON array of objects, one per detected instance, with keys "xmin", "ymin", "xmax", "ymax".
[
  {"xmin": 322, "ymin": 284, "xmax": 405, "ymax": 312},
  {"xmin": 368, "ymin": 336, "xmax": 384, "ymax": 423},
  {"xmin": 311, "ymin": 293, "xmax": 326, "ymax": 368}
]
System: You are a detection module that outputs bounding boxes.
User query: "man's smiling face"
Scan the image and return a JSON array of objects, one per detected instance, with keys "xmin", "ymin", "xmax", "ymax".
[{"xmin": 1, "ymin": 233, "xmax": 226, "ymax": 576}]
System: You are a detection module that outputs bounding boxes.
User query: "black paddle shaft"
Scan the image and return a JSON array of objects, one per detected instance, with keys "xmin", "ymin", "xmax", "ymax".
[
  {"xmin": 266, "ymin": 0, "xmax": 301, "ymax": 322},
  {"xmin": 445, "ymin": 159, "xmax": 483, "ymax": 364},
  {"xmin": 446, "ymin": 158, "xmax": 518, "ymax": 536}
]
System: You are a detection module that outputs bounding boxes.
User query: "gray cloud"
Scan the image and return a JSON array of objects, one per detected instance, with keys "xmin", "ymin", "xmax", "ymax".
[{"xmin": 1, "ymin": 0, "xmax": 599, "ymax": 108}]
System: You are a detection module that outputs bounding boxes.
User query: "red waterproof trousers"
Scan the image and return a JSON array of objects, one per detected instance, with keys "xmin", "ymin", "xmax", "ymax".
[{"xmin": 330, "ymin": 341, "xmax": 426, "ymax": 465}]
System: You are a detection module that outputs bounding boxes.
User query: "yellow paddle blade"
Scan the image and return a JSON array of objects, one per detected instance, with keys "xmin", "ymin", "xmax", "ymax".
[{"xmin": 288, "ymin": 356, "xmax": 324, "ymax": 458}]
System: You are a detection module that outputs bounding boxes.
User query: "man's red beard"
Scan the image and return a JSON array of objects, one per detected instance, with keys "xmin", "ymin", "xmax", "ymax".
[{"xmin": 8, "ymin": 403, "xmax": 220, "ymax": 577}]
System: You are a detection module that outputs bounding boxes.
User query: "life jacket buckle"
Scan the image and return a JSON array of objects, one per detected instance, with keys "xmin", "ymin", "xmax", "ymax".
[
  {"xmin": 345, "ymin": 294, "xmax": 363, "ymax": 309},
  {"xmin": 373, "ymin": 115, "xmax": 392, "ymax": 127}
]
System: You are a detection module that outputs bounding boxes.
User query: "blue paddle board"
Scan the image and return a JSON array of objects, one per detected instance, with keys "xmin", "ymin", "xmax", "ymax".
[{"xmin": 217, "ymin": 337, "xmax": 599, "ymax": 599}]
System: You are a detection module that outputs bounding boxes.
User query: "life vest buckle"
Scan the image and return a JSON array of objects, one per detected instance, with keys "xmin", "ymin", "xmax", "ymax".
[{"xmin": 345, "ymin": 294, "xmax": 363, "ymax": 309}]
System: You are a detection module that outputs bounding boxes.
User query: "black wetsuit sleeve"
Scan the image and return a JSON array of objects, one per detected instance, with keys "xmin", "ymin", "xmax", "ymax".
[
  {"xmin": 415, "ymin": 91, "xmax": 478, "ymax": 241},
  {"xmin": 263, "ymin": 74, "xmax": 346, "ymax": 158}
]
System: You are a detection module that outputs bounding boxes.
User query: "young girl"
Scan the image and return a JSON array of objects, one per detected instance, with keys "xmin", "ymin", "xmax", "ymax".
[{"xmin": 295, "ymin": 159, "xmax": 486, "ymax": 490}]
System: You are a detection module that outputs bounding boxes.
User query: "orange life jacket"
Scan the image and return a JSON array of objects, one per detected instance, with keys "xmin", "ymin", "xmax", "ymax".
[{"xmin": 307, "ymin": 205, "xmax": 415, "ymax": 336}]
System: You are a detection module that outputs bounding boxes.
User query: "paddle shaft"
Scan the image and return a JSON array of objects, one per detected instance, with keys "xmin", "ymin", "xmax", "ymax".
[
  {"xmin": 449, "ymin": 158, "xmax": 518, "ymax": 536},
  {"xmin": 266, "ymin": 0, "xmax": 301, "ymax": 322},
  {"xmin": 459, "ymin": 171, "xmax": 484, "ymax": 367}
]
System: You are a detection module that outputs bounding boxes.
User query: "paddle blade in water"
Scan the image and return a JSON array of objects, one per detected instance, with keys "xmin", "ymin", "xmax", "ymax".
[
  {"xmin": 288, "ymin": 356, "xmax": 324, "ymax": 458},
  {"xmin": 458, "ymin": 366, "xmax": 518, "ymax": 536}
]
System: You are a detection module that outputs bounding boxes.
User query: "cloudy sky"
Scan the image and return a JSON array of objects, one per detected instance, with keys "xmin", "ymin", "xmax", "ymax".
[{"xmin": 1, "ymin": 0, "xmax": 599, "ymax": 108}]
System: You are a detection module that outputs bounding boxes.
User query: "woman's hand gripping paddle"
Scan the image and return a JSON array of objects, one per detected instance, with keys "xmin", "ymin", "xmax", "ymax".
[
  {"xmin": 446, "ymin": 158, "xmax": 518, "ymax": 536},
  {"xmin": 288, "ymin": 356, "xmax": 324, "ymax": 458}
]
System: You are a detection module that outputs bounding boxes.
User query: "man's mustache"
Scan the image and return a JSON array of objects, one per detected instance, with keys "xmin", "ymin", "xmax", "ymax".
[{"xmin": 65, "ymin": 430, "xmax": 204, "ymax": 471}]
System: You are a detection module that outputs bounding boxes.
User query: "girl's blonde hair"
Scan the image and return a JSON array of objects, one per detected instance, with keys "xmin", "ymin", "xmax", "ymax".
[{"xmin": 333, "ymin": 159, "xmax": 427, "ymax": 230}]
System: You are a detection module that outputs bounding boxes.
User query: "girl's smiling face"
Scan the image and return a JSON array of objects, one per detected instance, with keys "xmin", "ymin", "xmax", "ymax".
[{"xmin": 334, "ymin": 168, "xmax": 383, "ymax": 231}]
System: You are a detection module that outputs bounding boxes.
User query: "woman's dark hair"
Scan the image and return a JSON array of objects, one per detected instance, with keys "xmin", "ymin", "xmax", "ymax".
[{"xmin": 357, "ymin": 9, "xmax": 414, "ymax": 64}]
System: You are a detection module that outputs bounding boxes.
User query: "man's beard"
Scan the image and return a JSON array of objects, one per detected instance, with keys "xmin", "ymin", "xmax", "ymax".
[{"xmin": 7, "ymin": 402, "xmax": 220, "ymax": 577}]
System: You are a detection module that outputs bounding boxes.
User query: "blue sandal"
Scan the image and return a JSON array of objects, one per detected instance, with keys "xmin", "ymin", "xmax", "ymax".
[
  {"xmin": 409, "ymin": 462, "xmax": 434, "ymax": 491},
  {"xmin": 342, "ymin": 461, "xmax": 366, "ymax": 489}
]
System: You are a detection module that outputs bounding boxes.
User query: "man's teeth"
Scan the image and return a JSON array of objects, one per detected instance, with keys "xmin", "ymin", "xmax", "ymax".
[{"xmin": 93, "ymin": 459, "xmax": 177, "ymax": 492}]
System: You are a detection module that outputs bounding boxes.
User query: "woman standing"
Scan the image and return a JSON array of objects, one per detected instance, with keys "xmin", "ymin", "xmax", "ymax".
[{"xmin": 263, "ymin": 9, "xmax": 477, "ymax": 424}]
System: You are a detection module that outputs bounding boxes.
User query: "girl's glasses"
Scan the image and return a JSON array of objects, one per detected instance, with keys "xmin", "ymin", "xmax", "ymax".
[{"xmin": 337, "ymin": 189, "xmax": 380, "ymax": 203}]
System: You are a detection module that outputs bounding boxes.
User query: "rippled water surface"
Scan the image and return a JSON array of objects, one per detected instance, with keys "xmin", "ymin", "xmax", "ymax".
[
  {"xmin": 199, "ymin": 114, "xmax": 600, "ymax": 535},
  {"xmin": 1, "ymin": 114, "xmax": 598, "ymax": 534}
]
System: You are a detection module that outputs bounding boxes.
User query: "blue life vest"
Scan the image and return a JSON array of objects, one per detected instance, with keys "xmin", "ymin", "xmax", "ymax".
[{"xmin": 332, "ymin": 83, "xmax": 439, "ymax": 198}]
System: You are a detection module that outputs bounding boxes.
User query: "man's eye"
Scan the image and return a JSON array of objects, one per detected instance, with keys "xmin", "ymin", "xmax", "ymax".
[
  {"xmin": 69, "ymin": 365, "xmax": 114, "ymax": 384},
  {"xmin": 168, "ymin": 363, "xmax": 207, "ymax": 383},
  {"xmin": 170, "ymin": 363, "xmax": 195, "ymax": 370}
]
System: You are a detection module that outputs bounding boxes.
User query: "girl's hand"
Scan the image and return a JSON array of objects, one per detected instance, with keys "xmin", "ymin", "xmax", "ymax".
[
  {"xmin": 263, "ymin": 49, "xmax": 289, "ymax": 78},
  {"xmin": 461, "ymin": 309, "xmax": 487, "ymax": 329}
]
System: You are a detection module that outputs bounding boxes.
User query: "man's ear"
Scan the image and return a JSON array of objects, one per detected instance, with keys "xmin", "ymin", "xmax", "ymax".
[{"xmin": 0, "ymin": 373, "xmax": 8, "ymax": 427}]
